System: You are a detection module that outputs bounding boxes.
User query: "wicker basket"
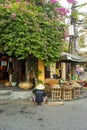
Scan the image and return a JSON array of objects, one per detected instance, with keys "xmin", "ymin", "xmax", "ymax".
[
  {"xmin": 18, "ymin": 82, "xmax": 33, "ymax": 90},
  {"xmin": 44, "ymin": 78, "xmax": 59, "ymax": 86},
  {"xmin": 4, "ymin": 81, "xmax": 12, "ymax": 87}
]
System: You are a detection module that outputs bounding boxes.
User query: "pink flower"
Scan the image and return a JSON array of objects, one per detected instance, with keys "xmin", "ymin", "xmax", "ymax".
[
  {"xmin": 55, "ymin": 7, "xmax": 69, "ymax": 15},
  {"xmin": 20, "ymin": 8, "xmax": 25, "ymax": 11},
  {"xmin": 16, "ymin": 0, "xmax": 20, "ymax": 3},
  {"xmin": 11, "ymin": 13, "xmax": 16, "ymax": 18},
  {"xmin": 5, "ymin": 4, "xmax": 9, "ymax": 9},
  {"xmin": 65, "ymin": 30, "xmax": 69, "ymax": 37},
  {"xmin": 67, "ymin": 0, "xmax": 75, "ymax": 4},
  {"xmin": 25, "ymin": 2, "xmax": 29, "ymax": 6},
  {"xmin": 50, "ymin": 0, "xmax": 58, "ymax": 4}
]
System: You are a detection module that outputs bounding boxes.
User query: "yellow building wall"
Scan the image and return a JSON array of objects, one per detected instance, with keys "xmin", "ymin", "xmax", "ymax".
[{"xmin": 38, "ymin": 59, "xmax": 45, "ymax": 83}]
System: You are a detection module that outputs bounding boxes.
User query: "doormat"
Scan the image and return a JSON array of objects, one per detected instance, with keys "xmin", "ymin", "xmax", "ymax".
[{"xmin": 46, "ymin": 101, "xmax": 64, "ymax": 106}]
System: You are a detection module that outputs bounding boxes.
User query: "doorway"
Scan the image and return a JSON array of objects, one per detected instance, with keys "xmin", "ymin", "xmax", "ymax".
[{"xmin": 0, "ymin": 54, "xmax": 9, "ymax": 81}]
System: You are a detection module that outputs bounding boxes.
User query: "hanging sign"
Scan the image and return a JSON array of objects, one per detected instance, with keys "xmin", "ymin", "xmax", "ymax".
[
  {"xmin": 1, "ymin": 61, "xmax": 7, "ymax": 66},
  {"xmin": 69, "ymin": 25, "xmax": 74, "ymax": 35}
]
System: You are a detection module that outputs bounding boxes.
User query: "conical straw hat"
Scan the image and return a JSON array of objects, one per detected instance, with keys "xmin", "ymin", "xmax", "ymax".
[{"xmin": 36, "ymin": 83, "xmax": 45, "ymax": 90}]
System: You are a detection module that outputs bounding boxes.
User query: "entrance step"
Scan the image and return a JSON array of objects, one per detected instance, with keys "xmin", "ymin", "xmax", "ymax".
[
  {"xmin": 0, "ymin": 90, "xmax": 12, "ymax": 95},
  {"xmin": 0, "ymin": 83, "xmax": 33, "ymax": 99},
  {"xmin": 11, "ymin": 90, "xmax": 32, "ymax": 99},
  {"xmin": 0, "ymin": 90, "xmax": 32, "ymax": 99},
  {"xmin": 0, "ymin": 90, "xmax": 12, "ymax": 99}
]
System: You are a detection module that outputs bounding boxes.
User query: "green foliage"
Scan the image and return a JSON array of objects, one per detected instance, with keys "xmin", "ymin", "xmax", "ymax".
[
  {"xmin": 77, "ymin": 3, "xmax": 87, "ymax": 8},
  {"xmin": 43, "ymin": 1, "xmax": 61, "ymax": 18},
  {"xmin": 0, "ymin": 0, "xmax": 65, "ymax": 66},
  {"xmin": 78, "ymin": 34, "xmax": 86, "ymax": 48},
  {"xmin": 78, "ymin": 11, "xmax": 87, "ymax": 49},
  {"xmin": 71, "ymin": 10, "xmax": 79, "ymax": 20}
]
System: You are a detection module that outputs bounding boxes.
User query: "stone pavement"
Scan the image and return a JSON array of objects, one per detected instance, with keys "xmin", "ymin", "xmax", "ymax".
[
  {"xmin": 79, "ymin": 88, "xmax": 87, "ymax": 99},
  {"xmin": 0, "ymin": 83, "xmax": 87, "ymax": 130},
  {"xmin": 0, "ymin": 94, "xmax": 87, "ymax": 130}
]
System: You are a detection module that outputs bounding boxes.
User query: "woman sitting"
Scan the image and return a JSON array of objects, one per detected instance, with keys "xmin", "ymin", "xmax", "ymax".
[{"xmin": 32, "ymin": 83, "xmax": 47, "ymax": 105}]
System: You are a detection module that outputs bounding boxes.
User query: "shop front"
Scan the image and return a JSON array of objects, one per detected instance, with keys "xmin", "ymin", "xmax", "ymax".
[
  {"xmin": 0, "ymin": 54, "xmax": 8, "ymax": 81},
  {"xmin": 60, "ymin": 52, "xmax": 87, "ymax": 81},
  {"xmin": 0, "ymin": 54, "xmax": 26, "ymax": 87}
]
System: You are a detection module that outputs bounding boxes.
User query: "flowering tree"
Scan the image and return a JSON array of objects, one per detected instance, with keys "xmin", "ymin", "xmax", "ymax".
[
  {"xmin": 67, "ymin": 0, "xmax": 75, "ymax": 4},
  {"xmin": 0, "ymin": 0, "xmax": 73, "ymax": 66}
]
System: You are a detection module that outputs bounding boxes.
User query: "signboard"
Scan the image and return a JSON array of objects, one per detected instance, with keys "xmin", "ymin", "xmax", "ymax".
[
  {"xmin": 1, "ymin": 61, "xmax": 7, "ymax": 66},
  {"xmin": 69, "ymin": 25, "xmax": 74, "ymax": 35}
]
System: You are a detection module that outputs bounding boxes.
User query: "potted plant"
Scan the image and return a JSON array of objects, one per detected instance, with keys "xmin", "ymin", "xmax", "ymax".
[{"xmin": 11, "ymin": 73, "xmax": 18, "ymax": 87}]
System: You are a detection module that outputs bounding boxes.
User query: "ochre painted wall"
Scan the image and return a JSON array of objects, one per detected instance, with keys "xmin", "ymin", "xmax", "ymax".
[{"xmin": 38, "ymin": 59, "xmax": 45, "ymax": 83}]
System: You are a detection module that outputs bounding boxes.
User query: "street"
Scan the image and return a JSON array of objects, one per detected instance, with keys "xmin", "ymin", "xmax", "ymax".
[{"xmin": 0, "ymin": 97, "xmax": 87, "ymax": 130}]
